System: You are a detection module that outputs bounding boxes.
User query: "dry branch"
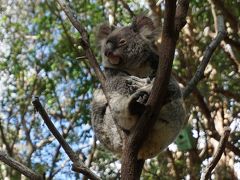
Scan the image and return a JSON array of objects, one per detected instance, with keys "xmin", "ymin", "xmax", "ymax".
[
  {"xmin": 32, "ymin": 97, "xmax": 100, "ymax": 180},
  {"xmin": 183, "ymin": 15, "xmax": 226, "ymax": 98},
  {"xmin": 55, "ymin": 0, "xmax": 106, "ymax": 94},
  {"xmin": 119, "ymin": 0, "xmax": 135, "ymax": 17},
  {"xmin": 210, "ymin": 0, "xmax": 238, "ymax": 32},
  {"xmin": 200, "ymin": 128, "xmax": 231, "ymax": 180},
  {"xmin": 0, "ymin": 150, "xmax": 43, "ymax": 180}
]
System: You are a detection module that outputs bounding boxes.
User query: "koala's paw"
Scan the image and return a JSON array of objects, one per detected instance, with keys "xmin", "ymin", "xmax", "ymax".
[
  {"xmin": 128, "ymin": 91, "xmax": 149, "ymax": 116},
  {"xmin": 126, "ymin": 76, "xmax": 151, "ymax": 92}
]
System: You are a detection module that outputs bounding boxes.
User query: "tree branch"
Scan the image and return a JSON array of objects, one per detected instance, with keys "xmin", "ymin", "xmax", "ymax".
[
  {"xmin": 32, "ymin": 97, "xmax": 100, "ymax": 180},
  {"xmin": 121, "ymin": 1, "xmax": 189, "ymax": 179},
  {"xmin": 210, "ymin": 0, "xmax": 238, "ymax": 32},
  {"xmin": 183, "ymin": 15, "xmax": 227, "ymax": 98},
  {"xmin": 55, "ymin": 0, "xmax": 106, "ymax": 94},
  {"xmin": 200, "ymin": 128, "xmax": 231, "ymax": 180},
  {"xmin": 0, "ymin": 150, "xmax": 43, "ymax": 180},
  {"xmin": 119, "ymin": 0, "xmax": 135, "ymax": 17}
]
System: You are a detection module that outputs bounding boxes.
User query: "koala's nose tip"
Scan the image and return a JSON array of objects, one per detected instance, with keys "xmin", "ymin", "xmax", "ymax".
[{"xmin": 104, "ymin": 49, "xmax": 113, "ymax": 57}]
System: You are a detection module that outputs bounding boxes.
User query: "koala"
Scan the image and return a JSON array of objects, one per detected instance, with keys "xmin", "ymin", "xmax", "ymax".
[{"xmin": 91, "ymin": 15, "xmax": 186, "ymax": 159}]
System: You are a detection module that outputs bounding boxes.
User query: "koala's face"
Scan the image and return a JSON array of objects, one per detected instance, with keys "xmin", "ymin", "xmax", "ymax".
[
  {"xmin": 97, "ymin": 15, "xmax": 157, "ymax": 71},
  {"xmin": 102, "ymin": 26, "xmax": 138, "ymax": 66}
]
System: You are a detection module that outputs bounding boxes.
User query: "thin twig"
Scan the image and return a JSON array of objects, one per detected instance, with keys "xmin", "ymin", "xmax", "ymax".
[
  {"xmin": 183, "ymin": 15, "xmax": 227, "ymax": 98},
  {"xmin": 200, "ymin": 127, "xmax": 231, "ymax": 180},
  {"xmin": 210, "ymin": 0, "xmax": 238, "ymax": 32},
  {"xmin": 119, "ymin": 0, "xmax": 135, "ymax": 17},
  {"xmin": 0, "ymin": 150, "xmax": 43, "ymax": 180},
  {"xmin": 32, "ymin": 97, "xmax": 100, "ymax": 180}
]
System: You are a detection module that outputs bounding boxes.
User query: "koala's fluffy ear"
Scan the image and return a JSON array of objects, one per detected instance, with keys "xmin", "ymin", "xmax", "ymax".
[
  {"xmin": 131, "ymin": 15, "xmax": 155, "ymax": 33},
  {"xmin": 96, "ymin": 23, "xmax": 112, "ymax": 43}
]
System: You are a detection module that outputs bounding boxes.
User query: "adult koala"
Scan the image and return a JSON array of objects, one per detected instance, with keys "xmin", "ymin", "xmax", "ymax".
[{"xmin": 91, "ymin": 15, "xmax": 186, "ymax": 159}]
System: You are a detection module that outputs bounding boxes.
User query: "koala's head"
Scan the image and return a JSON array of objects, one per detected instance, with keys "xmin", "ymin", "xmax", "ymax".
[{"xmin": 97, "ymin": 15, "xmax": 159, "ymax": 75}]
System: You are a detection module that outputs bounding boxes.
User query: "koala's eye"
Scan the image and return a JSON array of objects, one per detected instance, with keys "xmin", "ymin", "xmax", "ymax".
[{"xmin": 119, "ymin": 39, "xmax": 126, "ymax": 46}]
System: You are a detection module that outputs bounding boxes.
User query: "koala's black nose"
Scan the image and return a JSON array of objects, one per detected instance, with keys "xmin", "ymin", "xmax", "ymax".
[
  {"xmin": 104, "ymin": 42, "xmax": 114, "ymax": 57},
  {"xmin": 104, "ymin": 49, "xmax": 113, "ymax": 57}
]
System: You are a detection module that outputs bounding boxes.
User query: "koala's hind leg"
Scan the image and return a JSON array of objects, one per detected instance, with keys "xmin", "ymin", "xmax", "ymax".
[{"xmin": 128, "ymin": 91, "xmax": 149, "ymax": 115}]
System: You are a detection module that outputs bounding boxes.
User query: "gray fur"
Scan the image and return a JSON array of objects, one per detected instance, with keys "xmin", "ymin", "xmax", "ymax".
[{"xmin": 91, "ymin": 16, "xmax": 186, "ymax": 159}]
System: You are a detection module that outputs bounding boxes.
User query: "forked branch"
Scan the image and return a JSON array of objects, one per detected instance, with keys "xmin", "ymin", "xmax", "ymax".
[
  {"xmin": 32, "ymin": 97, "xmax": 100, "ymax": 180},
  {"xmin": 55, "ymin": 0, "xmax": 107, "ymax": 95},
  {"xmin": 183, "ymin": 15, "xmax": 226, "ymax": 98},
  {"xmin": 200, "ymin": 128, "xmax": 231, "ymax": 180}
]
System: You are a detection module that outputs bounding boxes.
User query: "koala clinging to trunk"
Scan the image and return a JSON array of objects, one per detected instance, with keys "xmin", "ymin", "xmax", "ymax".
[{"xmin": 91, "ymin": 15, "xmax": 186, "ymax": 159}]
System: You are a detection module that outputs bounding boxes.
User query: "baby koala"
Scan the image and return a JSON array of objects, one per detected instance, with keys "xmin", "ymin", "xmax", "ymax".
[{"xmin": 91, "ymin": 15, "xmax": 186, "ymax": 159}]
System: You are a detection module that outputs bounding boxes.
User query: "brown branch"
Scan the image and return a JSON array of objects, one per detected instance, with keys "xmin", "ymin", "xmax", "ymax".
[
  {"xmin": 210, "ymin": 0, "xmax": 238, "ymax": 32},
  {"xmin": 32, "ymin": 97, "xmax": 100, "ymax": 180},
  {"xmin": 48, "ymin": 116, "xmax": 78, "ymax": 179},
  {"xmin": 200, "ymin": 128, "xmax": 231, "ymax": 180},
  {"xmin": 119, "ymin": 0, "xmax": 135, "ymax": 17},
  {"xmin": 55, "ymin": 0, "xmax": 106, "ymax": 94},
  {"xmin": 183, "ymin": 15, "xmax": 226, "ymax": 98},
  {"xmin": 121, "ymin": 1, "xmax": 189, "ymax": 179},
  {"xmin": 0, "ymin": 150, "xmax": 43, "ymax": 180},
  {"xmin": 208, "ymin": 0, "xmax": 240, "ymax": 73}
]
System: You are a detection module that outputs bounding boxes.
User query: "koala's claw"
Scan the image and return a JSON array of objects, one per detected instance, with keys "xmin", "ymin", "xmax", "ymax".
[
  {"xmin": 129, "ymin": 76, "xmax": 151, "ymax": 84},
  {"xmin": 128, "ymin": 91, "xmax": 149, "ymax": 116},
  {"xmin": 134, "ymin": 91, "xmax": 149, "ymax": 104},
  {"xmin": 126, "ymin": 76, "xmax": 151, "ymax": 92}
]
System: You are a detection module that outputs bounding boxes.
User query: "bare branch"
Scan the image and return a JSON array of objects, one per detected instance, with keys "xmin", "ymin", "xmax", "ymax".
[
  {"xmin": 32, "ymin": 97, "xmax": 100, "ymax": 180},
  {"xmin": 183, "ymin": 15, "xmax": 227, "ymax": 98},
  {"xmin": 119, "ymin": 0, "xmax": 135, "ymax": 17},
  {"xmin": 210, "ymin": 0, "xmax": 238, "ymax": 32},
  {"xmin": 55, "ymin": 0, "xmax": 106, "ymax": 93},
  {"xmin": 0, "ymin": 150, "xmax": 43, "ymax": 180},
  {"xmin": 200, "ymin": 128, "xmax": 231, "ymax": 180},
  {"xmin": 211, "ymin": 133, "xmax": 240, "ymax": 157}
]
